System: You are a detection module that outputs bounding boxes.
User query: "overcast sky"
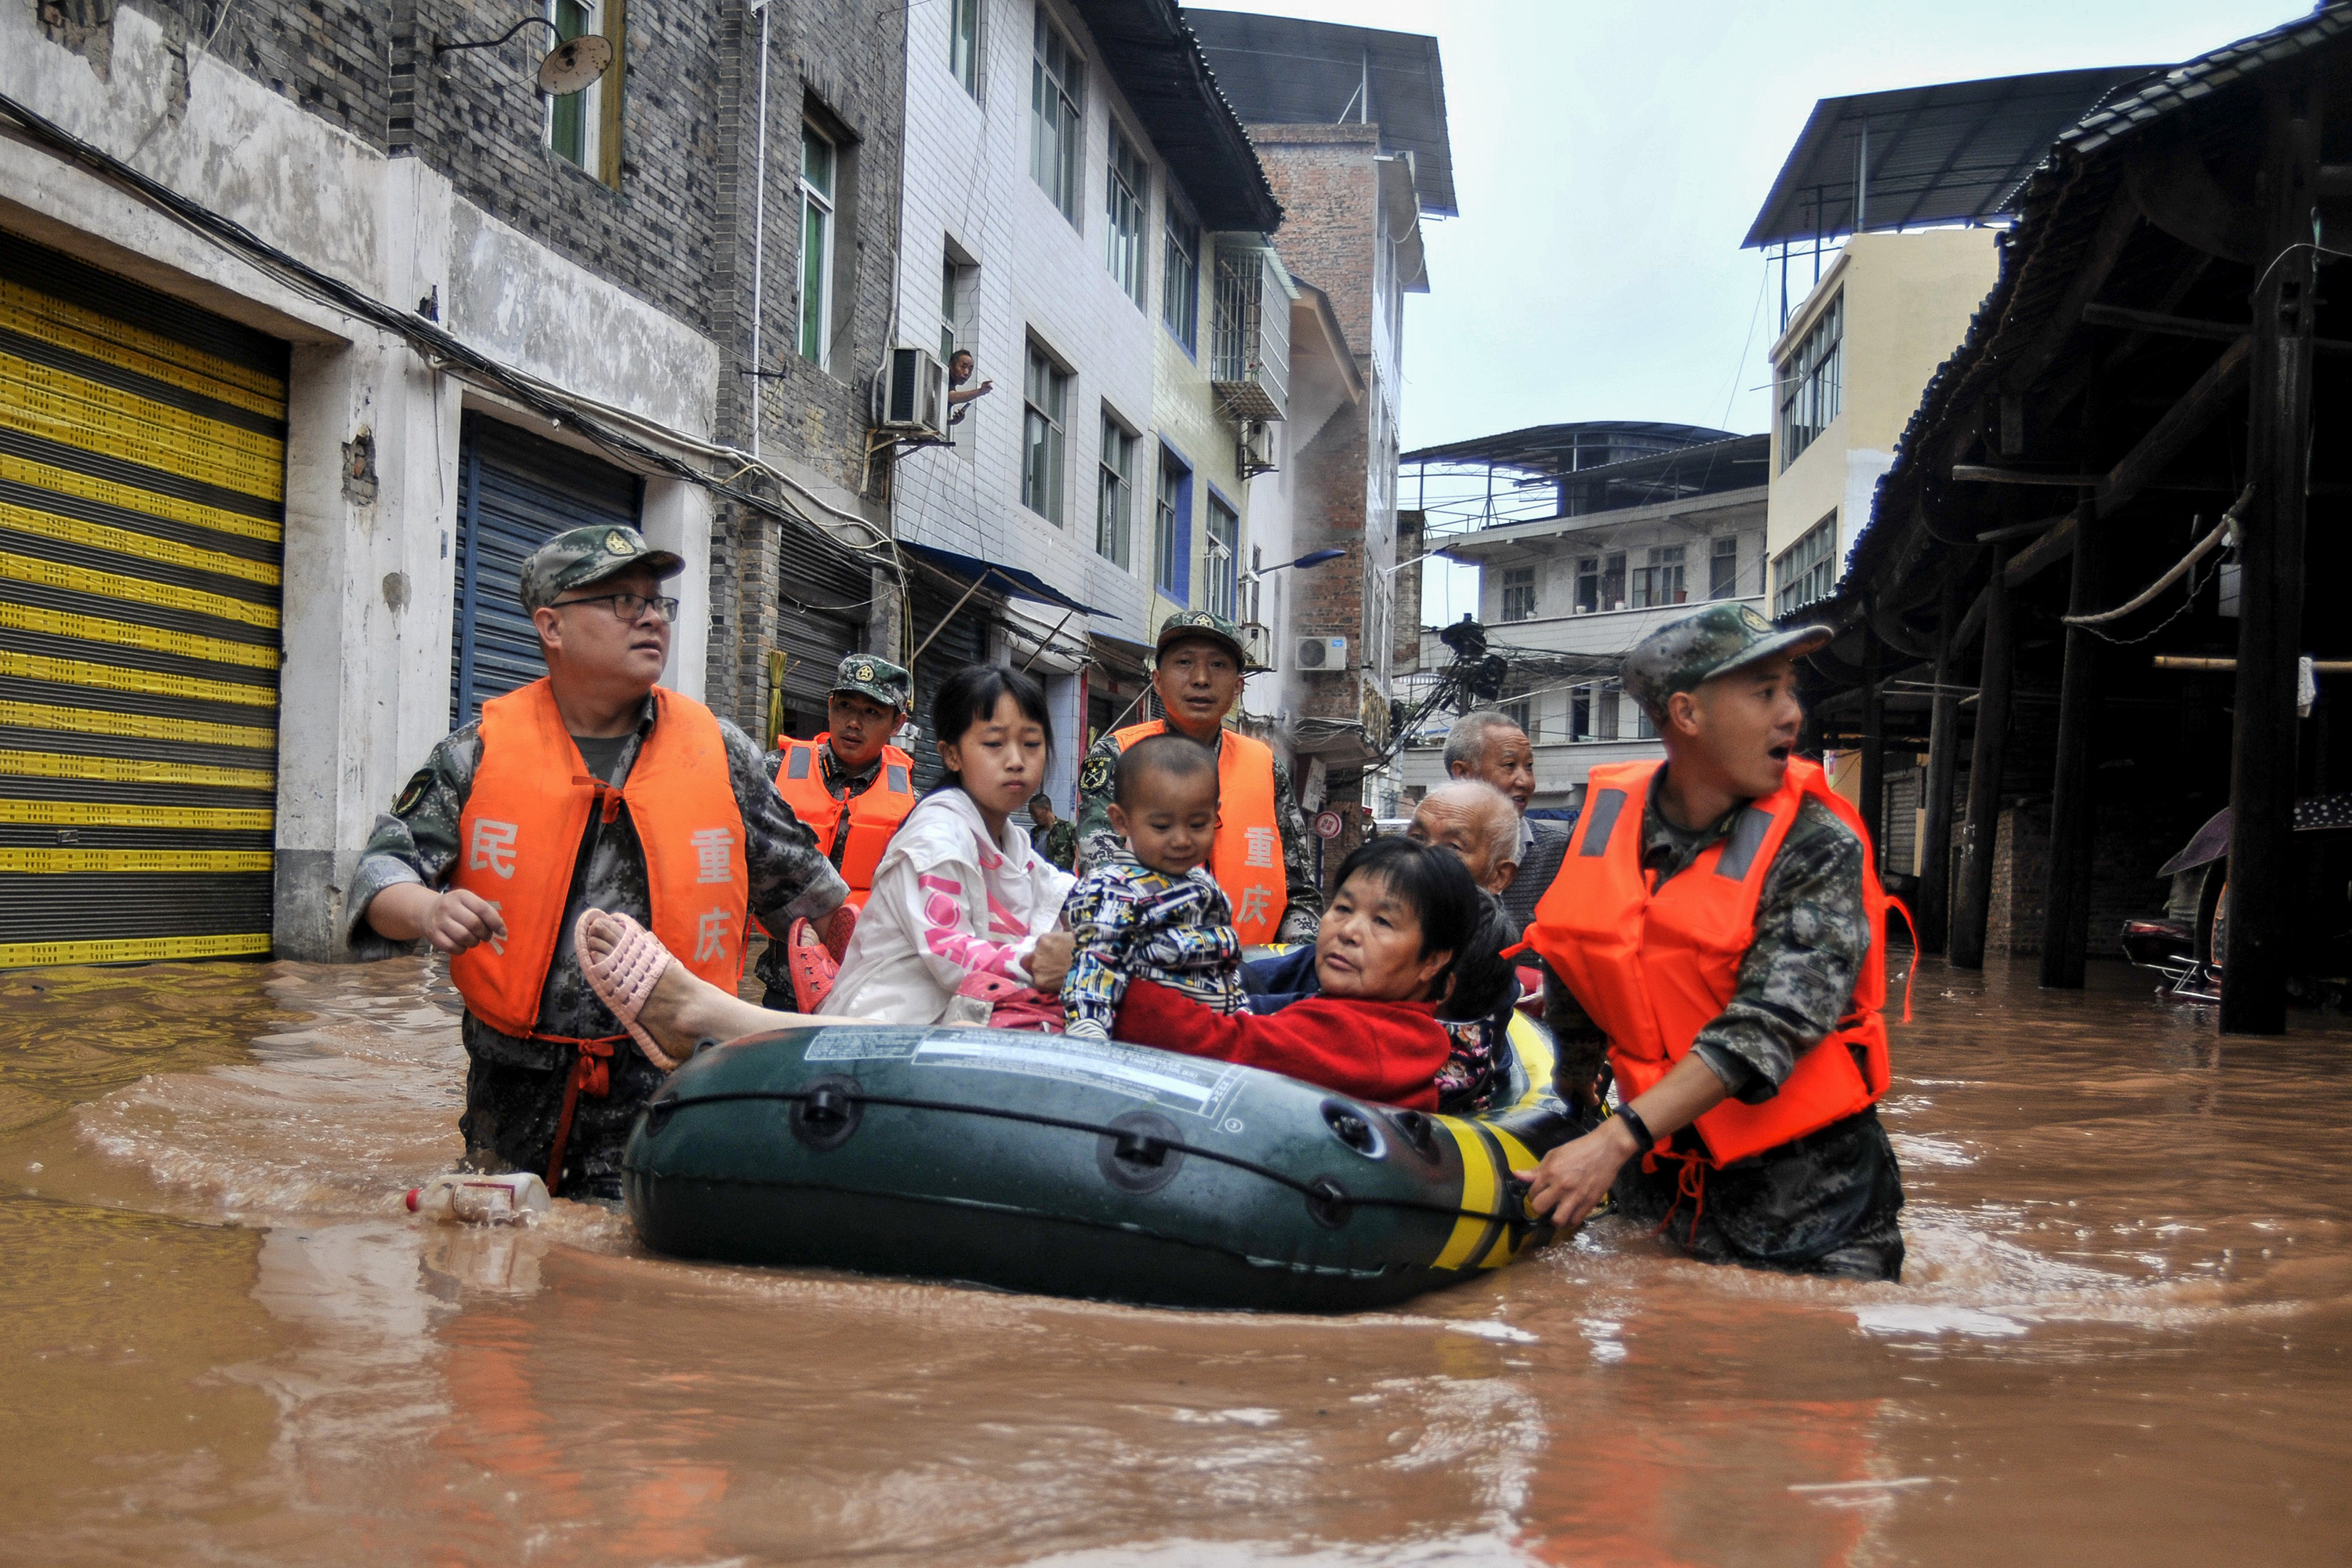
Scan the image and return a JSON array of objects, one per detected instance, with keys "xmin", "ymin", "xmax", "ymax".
[{"xmin": 1199, "ymin": 0, "xmax": 2310, "ymax": 619}]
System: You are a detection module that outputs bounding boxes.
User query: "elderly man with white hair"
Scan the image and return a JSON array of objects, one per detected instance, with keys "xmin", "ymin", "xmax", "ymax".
[
  {"xmin": 1441, "ymin": 709, "xmax": 1570, "ymax": 935},
  {"xmin": 1406, "ymin": 779, "xmax": 1522, "ymax": 898}
]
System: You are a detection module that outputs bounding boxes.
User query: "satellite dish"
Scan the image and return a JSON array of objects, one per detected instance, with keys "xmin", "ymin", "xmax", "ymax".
[{"xmin": 535, "ymin": 33, "xmax": 613, "ymax": 96}]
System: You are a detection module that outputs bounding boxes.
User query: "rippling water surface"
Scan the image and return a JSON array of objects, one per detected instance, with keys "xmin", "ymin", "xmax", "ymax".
[{"xmin": 2, "ymin": 953, "xmax": 2347, "ymax": 1566}]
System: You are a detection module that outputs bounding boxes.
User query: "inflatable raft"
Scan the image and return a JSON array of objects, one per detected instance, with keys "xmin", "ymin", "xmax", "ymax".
[{"xmin": 623, "ymin": 1013, "xmax": 1581, "ymax": 1312}]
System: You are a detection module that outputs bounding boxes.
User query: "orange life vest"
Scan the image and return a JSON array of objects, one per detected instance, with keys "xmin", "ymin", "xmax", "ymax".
[
  {"xmin": 1112, "ymin": 720, "xmax": 1286, "ymax": 944},
  {"xmin": 450, "ymin": 681, "xmax": 750, "ymax": 1039},
  {"xmin": 771, "ymin": 735, "xmax": 916, "ymax": 906},
  {"xmin": 1528, "ymin": 757, "xmax": 1891, "ymax": 1166}
]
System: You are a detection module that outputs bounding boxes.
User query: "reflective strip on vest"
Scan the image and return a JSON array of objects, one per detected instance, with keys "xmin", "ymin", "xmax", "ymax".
[
  {"xmin": 1111, "ymin": 720, "xmax": 1286, "ymax": 943},
  {"xmin": 772, "ymin": 735, "xmax": 918, "ymax": 903},
  {"xmin": 1527, "ymin": 757, "xmax": 1891, "ymax": 1166},
  {"xmin": 450, "ymin": 681, "xmax": 750, "ymax": 1038}
]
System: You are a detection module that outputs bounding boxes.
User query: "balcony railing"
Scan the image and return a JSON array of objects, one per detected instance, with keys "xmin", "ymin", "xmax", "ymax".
[{"xmin": 1210, "ymin": 243, "xmax": 1289, "ymax": 423}]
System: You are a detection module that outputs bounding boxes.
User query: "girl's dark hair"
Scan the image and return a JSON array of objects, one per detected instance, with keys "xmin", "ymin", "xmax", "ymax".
[
  {"xmin": 1330, "ymin": 836, "xmax": 1502, "ymax": 1009},
  {"xmin": 929, "ymin": 663, "xmax": 1053, "ymax": 793}
]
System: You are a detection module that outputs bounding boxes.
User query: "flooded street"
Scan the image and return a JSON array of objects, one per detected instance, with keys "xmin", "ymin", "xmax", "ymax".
[{"xmin": 2, "ymin": 952, "xmax": 2347, "ymax": 1567}]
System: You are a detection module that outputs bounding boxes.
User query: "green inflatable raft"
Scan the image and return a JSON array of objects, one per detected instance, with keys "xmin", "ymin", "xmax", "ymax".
[{"xmin": 622, "ymin": 1011, "xmax": 1581, "ymax": 1312}]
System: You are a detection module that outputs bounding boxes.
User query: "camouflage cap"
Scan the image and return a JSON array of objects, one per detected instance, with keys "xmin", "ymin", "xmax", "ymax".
[
  {"xmin": 517, "ymin": 525, "xmax": 684, "ymax": 612},
  {"xmin": 829, "ymin": 653, "xmax": 913, "ymax": 713},
  {"xmin": 1154, "ymin": 608, "xmax": 1260, "ymax": 672},
  {"xmin": 1621, "ymin": 602, "xmax": 1832, "ymax": 712}
]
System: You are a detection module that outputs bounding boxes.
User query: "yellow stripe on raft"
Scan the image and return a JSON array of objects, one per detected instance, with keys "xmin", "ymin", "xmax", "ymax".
[
  {"xmin": 1432, "ymin": 1116, "xmax": 1500, "ymax": 1270},
  {"xmin": 0, "ymin": 931, "xmax": 271, "ymax": 969}
]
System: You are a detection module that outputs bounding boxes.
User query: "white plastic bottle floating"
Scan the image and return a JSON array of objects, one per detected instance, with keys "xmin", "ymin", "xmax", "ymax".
[{"xmin": 405, "ymin": 1172, "xmax": 551, "ymax": 1225}]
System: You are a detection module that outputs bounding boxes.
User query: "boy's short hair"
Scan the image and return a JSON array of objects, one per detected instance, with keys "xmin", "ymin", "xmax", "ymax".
[{"xmin": 1115, "ymin": 731, "xmax": 1219, "ymax": 808}]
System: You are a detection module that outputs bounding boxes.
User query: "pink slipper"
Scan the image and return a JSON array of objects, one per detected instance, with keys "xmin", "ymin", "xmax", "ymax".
[
  {"xmin": 818, "ymin": 902, "xmax": 858, "ymax": 962},
  {"xmin": 573, "ymin": 909, "xmax": 682, "ymax": 1071},
  {"xmin": 786, "ymin": 916, "xmax": 840, "ymax": 1012}
]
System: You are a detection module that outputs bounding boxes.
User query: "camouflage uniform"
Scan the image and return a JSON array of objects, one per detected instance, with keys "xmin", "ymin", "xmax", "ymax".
[
  {"xmin": 753, "ymin": 654, "xmax": 914, "ymax": 1002},
  {"xmin": 1542, "ymin": 601, "xmax": 1905, "ymax": 1279},
  {"xmin": 1074, "ymin": 733, "xmax": 1321, "ymax": 943},
  {"xmin": 347, "ymin": 527, "xmax": 847, "ymax": 1201},
  {"xmin": 1036, "ymin": 818, "xmax": 1078, "ymax": 872},
  {"xmin": 1074, "ymin": 608, "xmax": 1321, "ymax": 942}
]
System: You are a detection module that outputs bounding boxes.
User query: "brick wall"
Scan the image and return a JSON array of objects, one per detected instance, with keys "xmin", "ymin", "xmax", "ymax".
[
  {"xmin": 1985, "ymin": 799, "xmax": 2180, "ymax": 958},
  {"xmin": 704, "ymin": 0, "xmax": 905, "ymax": 730}
]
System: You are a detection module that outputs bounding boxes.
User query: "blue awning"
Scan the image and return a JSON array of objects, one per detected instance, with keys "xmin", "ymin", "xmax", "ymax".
[{"xmin": 898, "ymin": 541, "xmax": 1109, "ymax": 616}]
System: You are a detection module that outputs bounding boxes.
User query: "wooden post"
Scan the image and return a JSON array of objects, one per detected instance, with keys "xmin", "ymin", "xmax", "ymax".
[
  {"xmin": 1917, "ymin": 574, "xmax": 1962, "ymax": 953},
  {"xmin": 1951, "ymin": 542, "xmax": 2014, "ymax": 971},
  {"xmin": 2222, "ymin": 78, "xmax": 2323, "ymax": 1035},
  {"xmin": 2041, "ymin": 504, "xmax": 2100, "ymax": 987},
  {"xmin": 1859, "ymin": 620, "xmax": 1886, "ymax": 876}
]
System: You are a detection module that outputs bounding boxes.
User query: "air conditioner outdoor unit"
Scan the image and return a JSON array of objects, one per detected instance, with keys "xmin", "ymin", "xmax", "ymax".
[
  {"xmin": 880, "ymin": 346, "xmax": 949, "ymax": 434},
  {"xmin": 1239, "ymin": 620, "xmax": 1272, "ymax": 669},
  {"xmin": 1295, "ymin": 635, "xmax": 1348, "ymax": 672}
]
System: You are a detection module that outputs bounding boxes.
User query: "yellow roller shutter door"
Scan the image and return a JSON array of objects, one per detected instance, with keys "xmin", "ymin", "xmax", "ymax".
[{"xmin": 0, "ymin": 230, "xmax": 285, "ymax": 968}]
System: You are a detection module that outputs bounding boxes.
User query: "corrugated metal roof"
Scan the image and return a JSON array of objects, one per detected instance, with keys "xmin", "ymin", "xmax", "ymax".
[
  {"xmin": 1182, "ymin": 9, "xmax": 1455, "ymax": 217},
  {"xmin": 1079, "ymin": 0, "xmax": 1281, "ymax": 234},
  {"xmin": 1404, "ymin": 420, "xmax": 1738, "ymax": 474},
  {"xmin": 1745, "ymin": 67, "xmax": 2156, "ymax": 249}
]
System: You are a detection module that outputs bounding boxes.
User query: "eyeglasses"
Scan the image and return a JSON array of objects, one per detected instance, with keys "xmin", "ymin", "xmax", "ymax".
[{"xmin": 550, "ymin": 592, "xmax": 679, "ymax": 624}]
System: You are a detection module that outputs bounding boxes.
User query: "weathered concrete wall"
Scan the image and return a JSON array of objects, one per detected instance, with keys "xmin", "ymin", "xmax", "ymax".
[{"xmin": 2, "ymin": 0, "xmax": 731, "ymax": 960}]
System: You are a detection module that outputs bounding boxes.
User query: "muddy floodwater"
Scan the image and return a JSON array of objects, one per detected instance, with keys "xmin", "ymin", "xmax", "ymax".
[{"xmin": 2, "ymin": 953, "xmax": 2347, "ymax": 1566}]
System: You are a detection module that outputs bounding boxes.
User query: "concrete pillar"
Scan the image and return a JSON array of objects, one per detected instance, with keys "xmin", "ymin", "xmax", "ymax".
[{"xmin": 641, "ymin": 476, "xmax": 712, "ymax": 702}]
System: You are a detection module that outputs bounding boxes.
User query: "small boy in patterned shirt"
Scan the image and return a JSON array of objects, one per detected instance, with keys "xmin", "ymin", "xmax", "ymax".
[{"xmin": 1060, "ymin": 733, "xmax": 1248, "ymax": 1039}]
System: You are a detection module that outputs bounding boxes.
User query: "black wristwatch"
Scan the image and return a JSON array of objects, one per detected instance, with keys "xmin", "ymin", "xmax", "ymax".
[{"xmin": 1615, "ymin": 1104, "xmax": 1657, "ymax": 1156}]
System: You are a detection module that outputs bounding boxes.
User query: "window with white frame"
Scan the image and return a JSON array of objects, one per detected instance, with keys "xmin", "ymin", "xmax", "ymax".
[
  {"xmin": 1710, "ymin": 535, "xmax": 1740, "ymax": 600},
  {"xmin": 1162, "ymin": 197, "xmax": 1200, "ymax": 349},
  {"xmin": 799, "ymin": 124, "xmax": 836, "ymax": 366},
  {"xmin": 949, "ymin": 0, "xmax": 981, "ymax": 97},
  {"xmin": 1106, "ymin": 123, "xmax": 1147, "ymax": 307},
  {"xmin": 1596, "ymin": 682, "xmax": 1621, "ymax": 741},
  {"xmin": 1773, "ymin": 513, "xmax": 1838, "ymax": 616},
  {"xmin": 543, "ymin": 0, "xmax": 610, "ymax": 177},
  {"xmin": 1501, "ymin": 565, "xmax": 1537, "ymax": 622},
  {"xmin": 1022, "ymin": 343, "xmax": 1069, "ymax": 523},
  {"xmin": 1777, "ymin": 291, "xmax": 1842, "ymax": 470},
  {"xmin": 1205, "ymin": 495, "xmax": 1238, "ymax": 619},
  {"xmin": 1031, "ymin": 12, "xmax": 1083, "ymax": 224},
  {"xmin": 1502, "ymin": 698, "xmax": 1532, "ymax": 739},
  {"xmin": 1631, "ymin": 544, "xmax": 1685, "ymax": 609},
  {"xmin": 1574, "ymin": 551, "xmax": 1626, "ymax": 613},
  {"xmin": 1570, "ymin": 685, "xmax": 1592, "ymax": 741},
  {"xmin": 1097, "ymin": 412, "xmax": 1134, "ymax": 568}
]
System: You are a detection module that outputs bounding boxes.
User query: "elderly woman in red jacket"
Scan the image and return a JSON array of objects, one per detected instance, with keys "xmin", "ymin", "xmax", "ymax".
[{"xmin": 1112, "ymin": 837, "xmax": 1506, "ymax": 1110}]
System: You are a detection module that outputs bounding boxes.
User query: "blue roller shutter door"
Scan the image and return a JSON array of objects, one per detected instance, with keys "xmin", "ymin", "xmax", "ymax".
[{"xmin": 451, "ymin": 414, "xmax": 643, "ymax": 726}]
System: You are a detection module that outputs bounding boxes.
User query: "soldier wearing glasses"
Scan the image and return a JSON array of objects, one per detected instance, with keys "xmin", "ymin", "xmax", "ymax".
[{"xmin": 349, "ymin": 526, "xmax": 846, "ymax": 1199}]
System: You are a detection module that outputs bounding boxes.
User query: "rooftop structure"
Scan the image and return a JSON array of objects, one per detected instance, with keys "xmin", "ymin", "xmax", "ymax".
[
  {"xmin": 1184, "ymin": 9, "xmax": 1456, "ymax": 216},
  {"xmin": 1403, "ymin": 420, "xmax": 1743, "ymax": 534}
]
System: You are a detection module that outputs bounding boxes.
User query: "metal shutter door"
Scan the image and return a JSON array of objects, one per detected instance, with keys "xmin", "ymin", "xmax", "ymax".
[
  {"xmin": 771, "ymin": 548, "xmax": 872, "ymax": 742},
  {"xmin": 1883, "ymin": 768, "xmax": 1920, "ymax": 877},
  {"xmin": 0, "ymin": 230, "xmax": 286, "ymax": 967},
  {"xmin": 451, "ymin": 414, "xmax": 643, "ymax": 726}
]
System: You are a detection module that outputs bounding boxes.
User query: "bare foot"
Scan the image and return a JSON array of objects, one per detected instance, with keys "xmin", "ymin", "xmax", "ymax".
[{"xmin": 577, "ymin": 911, "xmax": 820, "ymax": 1054}]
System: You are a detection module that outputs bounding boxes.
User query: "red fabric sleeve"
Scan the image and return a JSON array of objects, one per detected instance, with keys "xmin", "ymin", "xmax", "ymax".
[{"xmin": 1112, "ymin": 981, "xmax": 1449, "ymax": 1110}]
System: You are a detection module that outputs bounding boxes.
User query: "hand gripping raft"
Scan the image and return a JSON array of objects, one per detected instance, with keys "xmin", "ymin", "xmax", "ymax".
[{"xmin": 623, "ymin": 1014, "xmax": 1580, "ymax": 1312}]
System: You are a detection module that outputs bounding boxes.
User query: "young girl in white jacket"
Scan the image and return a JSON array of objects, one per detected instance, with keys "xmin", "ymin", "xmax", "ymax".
[{"xmin": 818, "ymin": 664, "xmax": 1076, "ymax": 1025}]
